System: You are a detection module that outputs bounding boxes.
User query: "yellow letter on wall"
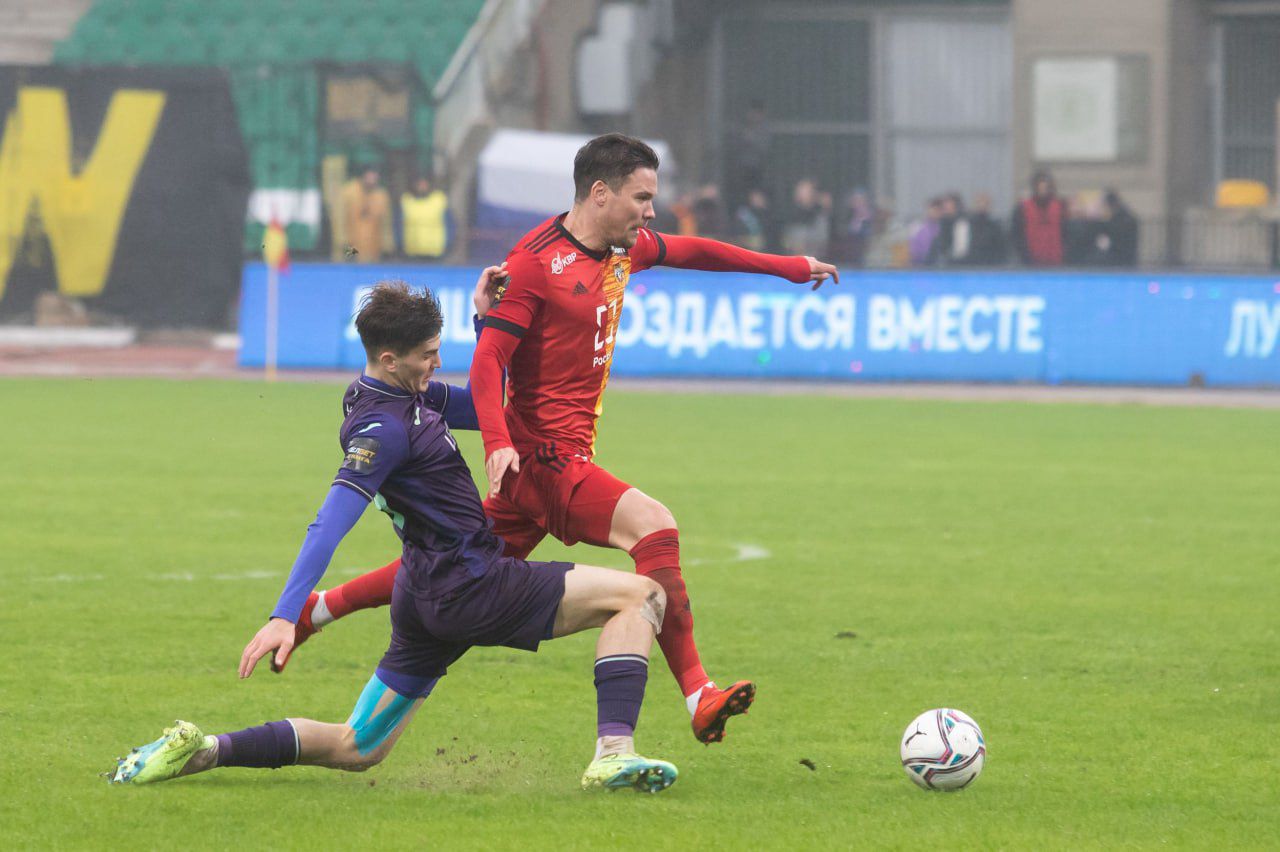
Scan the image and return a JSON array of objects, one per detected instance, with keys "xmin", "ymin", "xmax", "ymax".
[{"xmin": 0, "ymin": 87, "xmax": 165, "ymax": 300}]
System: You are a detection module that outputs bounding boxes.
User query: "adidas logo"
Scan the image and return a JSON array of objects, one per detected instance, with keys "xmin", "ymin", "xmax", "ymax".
[{"xmin": 572, "ymin": 282, "xmax": 589, "ymax": 296}]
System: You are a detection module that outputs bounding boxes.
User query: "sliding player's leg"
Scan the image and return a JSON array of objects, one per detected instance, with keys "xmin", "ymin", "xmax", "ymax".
[
  {"xmin": 280, "ymin": 493, "xmax": 546, "ymax": 673},
  {"xmin": 272, "ymin": 560, "xmax": 400, "ymax": 672},
  {"xmin": 568, "ymin": 467, "xmax": 756, "ymax": 745},
  {"xmin": 107, "ymin": 671, "xmax": 434, "ymax": 785},
  {"xmin": 551, "ymin": 563, "xmax": 676, "ymax": 792}
]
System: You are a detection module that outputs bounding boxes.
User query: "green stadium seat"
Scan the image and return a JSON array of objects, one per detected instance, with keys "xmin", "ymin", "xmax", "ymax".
[
  {"xmin": 53, "ymin": 0, "xmax": 487, "ymax": 253},
  {"xmin": 367, "ymin": 40, "xmax": 411, "ymax": 63}
]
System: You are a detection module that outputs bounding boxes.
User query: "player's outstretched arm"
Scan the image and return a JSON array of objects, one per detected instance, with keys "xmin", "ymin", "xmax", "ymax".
[
  {"xmin": 242, "ymin": 484, "xmax": 368, "ymax": 677},
  {"xmin": 654, "ymin": 232, "xmax": 840, "ymax": 289}
]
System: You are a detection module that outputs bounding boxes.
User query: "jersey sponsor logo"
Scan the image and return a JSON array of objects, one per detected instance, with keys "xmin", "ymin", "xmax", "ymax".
[
  {"xmin": 572, "ymin": 281, "xmax": 589, "ymax": 297},
  {"xmin": 357, "ymin": 422, "xmax": 382, "ymax": 434},
  {"xmin": 550, "ymin": 250, "xmax": 577, "ymax": 275},
  {"xmin": 342, "ymin": 436, "xmax": 380, "ymax": 472}
]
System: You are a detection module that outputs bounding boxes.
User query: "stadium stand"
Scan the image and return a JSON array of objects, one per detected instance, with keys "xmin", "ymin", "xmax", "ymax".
[
  {"xmin": 0, "ymin": 1, "xmax": 92, "ymax": 64},
  {"xmin": 52, "ymin": 0, "xmax": 486, "ymax": 251}
]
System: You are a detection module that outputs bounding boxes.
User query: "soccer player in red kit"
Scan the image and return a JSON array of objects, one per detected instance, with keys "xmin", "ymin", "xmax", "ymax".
[{"xmin": 291, "ymin": 134, "xmax": 839, "ymax": 745}]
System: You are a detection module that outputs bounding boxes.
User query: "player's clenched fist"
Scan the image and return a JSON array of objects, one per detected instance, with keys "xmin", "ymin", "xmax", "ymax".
[
  {"xmin": 239, "ymin": 617, "xmax": 296, "ymax": 679},
  {"xmin": 485, "ymin": 446, "xmax": 521, "ymax": 497},
  {"xmin": 473, "ymin": 261, "xmax": 509, "ymax": 318}
]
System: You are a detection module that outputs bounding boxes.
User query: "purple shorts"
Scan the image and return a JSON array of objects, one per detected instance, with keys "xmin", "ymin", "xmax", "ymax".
[{"xmin": 378, "ymin": 557, "xmax": 573, "ymax": 680}]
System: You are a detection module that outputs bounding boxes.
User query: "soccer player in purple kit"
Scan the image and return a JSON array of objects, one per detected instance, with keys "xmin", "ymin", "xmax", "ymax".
[{"xmin": 108, "ymin": 281, "xmax": 678, "ymax": 793}]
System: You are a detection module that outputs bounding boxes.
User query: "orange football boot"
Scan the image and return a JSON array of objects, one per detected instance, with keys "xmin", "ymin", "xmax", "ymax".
[{"xmin": 691, "ymin": 680, "xmax": 756, "ymax": 744}]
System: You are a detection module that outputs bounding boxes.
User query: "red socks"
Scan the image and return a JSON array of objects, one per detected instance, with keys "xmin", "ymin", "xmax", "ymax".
[
  {"xmin": 325, "ymin": 558, "xmax": 399, "ymax": 619},
  {"xmin": 629, "ymin": 529, "xmax": 709, "ymax": 697}
]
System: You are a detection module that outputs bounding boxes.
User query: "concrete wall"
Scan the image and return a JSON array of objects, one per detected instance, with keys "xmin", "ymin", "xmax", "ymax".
[
  {"xmin": 1011, "ymin": 0, "xmax": 1213, "ymax": 228},
  {"xmin": 538, "ymin": 0, "xmax": 717, "ymax": 188},
  {"xmin": 489, "ymin": 0, "xmax": 1229, "ymax": 258}
]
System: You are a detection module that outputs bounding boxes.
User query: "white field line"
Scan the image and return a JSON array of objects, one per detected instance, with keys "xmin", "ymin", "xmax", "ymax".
[{"xmin": 26, "ymin": 545, "xmax": 771, "ymax": 584}]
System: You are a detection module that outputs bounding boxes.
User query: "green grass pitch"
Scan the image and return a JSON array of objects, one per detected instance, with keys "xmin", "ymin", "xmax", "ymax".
[{"xmin": 1, "ymin": 377, "xmax": 1277, "ymax": 849}]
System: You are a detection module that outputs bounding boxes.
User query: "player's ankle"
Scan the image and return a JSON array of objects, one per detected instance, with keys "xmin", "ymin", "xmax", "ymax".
[
  {"xmin": 684, "ymin": 681, "xmax": 714, "ymax": 716},
  {"xmin": 594, "ymin": 735, "xmax": 634, "ymax": 760},
  {"xmin": 311, "ymin": 590, "xmax": 336, "ymax": 628},
  {"xmin": 178, "ymin": 737, "xmax": 219, "ymax": 777}
]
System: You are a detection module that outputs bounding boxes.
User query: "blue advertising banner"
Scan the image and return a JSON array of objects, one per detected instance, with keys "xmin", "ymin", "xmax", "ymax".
[{"xmin": 239, "ymin": 263, "xmax": 1280, "ymax": 387}]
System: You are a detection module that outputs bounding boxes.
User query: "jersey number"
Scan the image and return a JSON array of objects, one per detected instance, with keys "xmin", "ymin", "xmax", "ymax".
[{"xmin": 594, "ymin": 301, "xmax": 619, "ymax": 351}]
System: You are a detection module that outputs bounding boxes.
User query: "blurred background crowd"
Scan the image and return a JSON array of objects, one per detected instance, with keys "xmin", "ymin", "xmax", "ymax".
[{"xmin": 4, "ymin": 0, "xmax": 1280, "ymax": 333}]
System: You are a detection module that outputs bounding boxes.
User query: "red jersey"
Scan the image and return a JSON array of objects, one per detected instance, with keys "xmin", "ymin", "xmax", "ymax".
[{"xmin": 470, "ymin": 213, "xmax": 812, "ymax": 459}]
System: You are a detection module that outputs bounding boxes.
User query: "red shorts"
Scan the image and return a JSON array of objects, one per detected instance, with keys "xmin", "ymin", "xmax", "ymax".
[{"xmin": 482, "ymin": 447, "xmax": 632, "ymax": 559}]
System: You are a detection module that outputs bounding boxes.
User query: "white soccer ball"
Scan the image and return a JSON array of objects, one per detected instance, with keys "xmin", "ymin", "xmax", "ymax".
[{"xmin": 900, "ymin": 708, "xmax": 986, "ymax": 791}]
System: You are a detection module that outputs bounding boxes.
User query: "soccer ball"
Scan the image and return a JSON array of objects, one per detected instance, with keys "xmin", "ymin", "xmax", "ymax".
[{"xmin": 900, "ymin": 708, "xmax": 986, "ymax": 791}]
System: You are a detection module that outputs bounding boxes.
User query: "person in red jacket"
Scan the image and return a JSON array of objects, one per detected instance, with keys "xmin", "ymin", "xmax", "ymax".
[
  {"xmin": 1011, "ymin": 170, "xmax": 1066, "ymax": 266},
  {"xmin": 288, "ymin": 134, "xmax": 839, "ymax": 746}
]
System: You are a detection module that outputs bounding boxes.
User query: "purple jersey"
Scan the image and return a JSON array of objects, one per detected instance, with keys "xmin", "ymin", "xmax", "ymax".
[{"xmin": 333, "ymin": 376, "xmax": 503, "ymax": 597}]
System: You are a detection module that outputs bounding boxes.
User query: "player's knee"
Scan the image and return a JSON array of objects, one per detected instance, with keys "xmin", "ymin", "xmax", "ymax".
[
  {"xmin": 626, "ymin": 575, "xmax": 665, "ymax": 632},
  {"xmin": 635, "ymin": 498, "xmax": 676, "ymax": 537},
  {"xmin": 336, "ymin": 728, "xmax": 389, "ymax": 772},
  {"xmin": 639, "ymin": 577, "xmax": 666, "ymax": 631},
  {"xmin": 352, "ymin": 748, "xmax": 389, "ymax": 772}
]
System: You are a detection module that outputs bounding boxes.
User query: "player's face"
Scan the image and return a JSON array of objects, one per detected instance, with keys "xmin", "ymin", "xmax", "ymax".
[
  {"xmin": 604, "ymin": 167, "xmax": 657, "ymax": 248},
  {"xmin": 389, "ymin": 335, "xmax": 443, "ymax": 393}
]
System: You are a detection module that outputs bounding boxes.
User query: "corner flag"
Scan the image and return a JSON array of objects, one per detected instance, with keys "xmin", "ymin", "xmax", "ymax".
[{"xmin": 263, "ymin": 218, "xmax": 290, "ymax": 273}]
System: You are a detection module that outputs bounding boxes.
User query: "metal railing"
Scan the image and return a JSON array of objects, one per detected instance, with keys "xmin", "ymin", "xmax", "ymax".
[{"xmin": 432, "ymin": 0, "xmax": 546, "ymax": 174}]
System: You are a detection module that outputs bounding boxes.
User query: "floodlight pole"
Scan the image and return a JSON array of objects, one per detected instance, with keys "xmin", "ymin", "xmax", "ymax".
[{"xmin": 265, "ymin": 265, "xmax": 279, "ymax": 382}]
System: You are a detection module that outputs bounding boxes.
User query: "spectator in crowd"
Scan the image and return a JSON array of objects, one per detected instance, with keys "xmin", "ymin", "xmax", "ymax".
[
  {"xmin": 937, "ymin": 192, "xmax": 1006, "ymax": 266},
  {"xmin": 398, "ymin": 175, "xmax": 453, "ymax": 261},
  {"xmin": 783, "ymin": 178, "xmax": 832, "ymax": 257},
  {"xmin": 1011, "ymin": 169, "xmax": 1066, "ymax": 266},
  {"xmin": 929, "ymin": 192, "xmax": 964, "ymax": 265},
  {"xmin": 669, "ymin": 188, "xmax": 700, "ymax": 236},
  {"xmin": 907, "ymin": 197, "xmax": 944, "ymax": 266},
  {"xmin": 830, "ymin": 188, "xmax": 875, "ymax": 266},
  {"xmin": 1063, "ymin": 189, "xmax": 1142, "ymax": 267},
  {"xmin": 964, "ymin": 192, "xmax": 1008, "ymax": 265},
  {"xmin": 733, "ymin": 187, "xmax": 780, "ymax": 253},
  {"xmin": 668, "ymin": 184, "xmax": 729, "ymax": 239},
  {"xmin": 691, "ymin": 183, "xmax": 730, "ymax": 242},
  {"xmin": 1101, "ymin": 189, "xmax": 1139, "ymax": 266},
  {"xmin": 864, "ymin": 198, "xmax": 912, "ymax": 268},
  {"xmin": 1064, "ymin": 191, "xmax": 1109, "ymax": 266},
  {"xmin": 340, "ymin": 165, "xmax": 392, "ymax": 263}
]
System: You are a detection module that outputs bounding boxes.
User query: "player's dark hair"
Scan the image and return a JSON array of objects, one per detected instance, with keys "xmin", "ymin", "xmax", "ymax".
[
  {"xmin": 354, "ymin": 280, "xmax": 443, "ymax": 358},
  {"xmin": 573, "ymin": 133, "xmax": 660, "ymax": 201}
]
